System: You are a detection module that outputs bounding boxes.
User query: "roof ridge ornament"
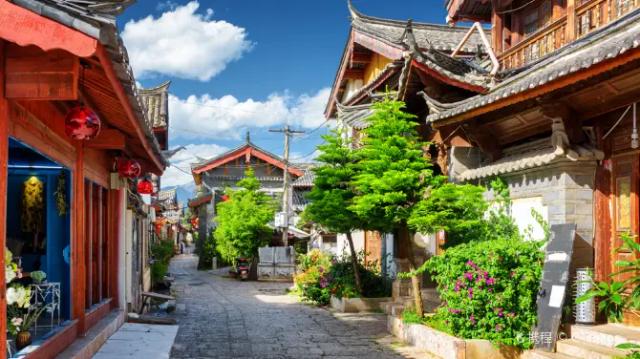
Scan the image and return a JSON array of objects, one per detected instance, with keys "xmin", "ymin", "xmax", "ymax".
[
  {"xmin": 451, "ymin": 22, "xmax": 500, "ymax": 77},
  {"xmin": 347, "ymin": 0, "xmax": 361, "ymax": 20},
  {"xmin": 246, "ymin": 131, "xmax": 251, "ymax": 144}
]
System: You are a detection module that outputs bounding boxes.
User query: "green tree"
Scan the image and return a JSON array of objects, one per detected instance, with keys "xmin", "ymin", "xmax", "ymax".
[
  {"xmin": 409, "ymin": 183, "xmax": 488, "ymax": 248},
  {"xmin": 350, "ymin": 97, "xmax": 436, "ymax": 316},
  {"xmin": 214, "ymin": 169, "xmax": 276, "ymax": 264},
  {"xmin": 302, "ymin": 129, "xmax": 363, "ymax": 294}
]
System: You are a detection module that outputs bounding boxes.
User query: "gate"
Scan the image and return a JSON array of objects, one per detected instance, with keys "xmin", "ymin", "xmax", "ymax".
[{"xmin": 258, "ymin": 246, "xmax": 295, "ymax": 280}]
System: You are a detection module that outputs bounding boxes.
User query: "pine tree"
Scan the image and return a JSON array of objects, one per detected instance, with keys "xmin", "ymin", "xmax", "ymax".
[
  {"xmin": 302, "ymin": 129, "xmax": 363, "ymax": 294},
  {"xmin": 350, "ymin": 97, "xmax": 435, "ymax": 316}
]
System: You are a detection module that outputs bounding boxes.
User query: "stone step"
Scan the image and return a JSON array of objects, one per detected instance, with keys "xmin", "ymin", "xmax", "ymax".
[
  {"xmin": 556, "ymin": 339, "xmax": 629, "ymax": 359},
  {"xmin": 572, "ymin": 324, "xmax": 640, "ymax": 349},
  {"xmin": 521, "ymin": 349, "xmax": 576, "ymax": 359}
]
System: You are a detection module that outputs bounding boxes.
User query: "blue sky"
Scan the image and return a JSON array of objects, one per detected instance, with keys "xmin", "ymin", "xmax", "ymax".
[{"xmin": 117, "ymin": 0, "xmax": 448, "ymax": 188}]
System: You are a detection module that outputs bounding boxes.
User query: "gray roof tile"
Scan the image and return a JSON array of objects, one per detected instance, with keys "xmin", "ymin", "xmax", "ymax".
[{"xmin": 428, "ymin": 10, "xmax": 640, "ymax": 123}]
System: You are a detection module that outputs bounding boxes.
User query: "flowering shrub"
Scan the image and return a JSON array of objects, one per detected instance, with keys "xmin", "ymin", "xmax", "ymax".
[
  {"xmin": 294, "ymin": 249, "xmax": 333, "ymax": 305},
  {"xmin": 424, "ymin": 238, "xmax": 544, "ymax": 348},
  {"xmin": 295, "ymin": 250, "xmax": 391, "ymax": 304},
  {"xmin": 328, "ymin": 252, "xmax": 391, "ymax": 299},
  {"xmin": 5, "ymin": 248, "xmax": 45, "ymax": 336}
]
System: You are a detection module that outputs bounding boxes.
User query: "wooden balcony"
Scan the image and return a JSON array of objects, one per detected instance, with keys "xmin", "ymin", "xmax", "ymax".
[{"xmin": 498, "ymin": 0, "xmax": 640, "ymax": 70}]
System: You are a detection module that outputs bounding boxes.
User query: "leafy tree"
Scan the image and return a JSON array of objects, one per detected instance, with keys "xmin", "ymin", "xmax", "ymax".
[
  {"xmin": 350, "ymin": 97, "xmax": 436, "ymax": 316},
  {"xmin": 302, "ymin": 129, "xmax": 363, "ymax": 294},
  {"xmin": 214, "ymin": 169, "xmax": 276, "ymax": 264},
  {"xmin": 409, "ymin": 183, "xmax": 488, "ymax": 248}
]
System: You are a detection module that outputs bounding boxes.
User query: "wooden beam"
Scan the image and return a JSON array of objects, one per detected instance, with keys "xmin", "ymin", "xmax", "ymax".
[
  {"xmin": 462, "ymin": 122, "xmax": 502, "ymax": 161},
  {"xmin": 566, "ymin": 0, "xmax": 576, "ymax": 43},
  {"xmin": 433, "ymin": 47, "xmax": 640, "ymax": 128},
  {"xmin": 343, "ymin": 68, "xmax": 364, "ymax": 80},
  {"xmin": 86, "ymin": 128, "xmax": 126, "ymax": 150},
  {"xmin": 5, "ymin": 50, "xmax": 79, "ymax": 100},
  {"xmin": 72, "ymin": 143, "xmax": 87, "ymax": 333},
  {"xmin": 0, "ymin": 39, "xmax": 8, "ymax": 358},
  {"xmin": 108, "ymin": 189, "xmax": 122, "ymax": 308},
  {"xmin": 0, "ymin": 1, "xmax": 97, "ymax": 57},
  {"xmin": 95, "ymin": 45, "xmax": 164, "ymax": 175},
  {"xmin": 350, "ymin": 51, "xmax": 371, "ymax": 65},
  {"xmin": 540, "ymin": 102, "xmax": 586, "ymax": 144}
]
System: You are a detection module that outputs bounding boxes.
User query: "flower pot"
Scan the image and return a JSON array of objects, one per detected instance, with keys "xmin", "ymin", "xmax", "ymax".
[{"xmin": 16, "ymin": 330, "xmax": 31, "ymax": 350}]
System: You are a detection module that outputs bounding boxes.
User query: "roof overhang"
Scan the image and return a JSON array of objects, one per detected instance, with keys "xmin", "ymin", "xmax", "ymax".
[
  {"xmin": 446, "ymin": 0, "xmax": 493, "ymax": 24},
  {"xmin": 0, "ymin": 0, "xmax": 98, "ymax": 57},
  {"xmin": 192, "ymin": 144, "xmax": 304, "ymax": 177}
]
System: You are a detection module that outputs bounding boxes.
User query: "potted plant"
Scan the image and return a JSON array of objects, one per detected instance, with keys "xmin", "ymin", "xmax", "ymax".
[{"xmin": 9, "ymin": 306, "xmax": 46, "ymax": 350}]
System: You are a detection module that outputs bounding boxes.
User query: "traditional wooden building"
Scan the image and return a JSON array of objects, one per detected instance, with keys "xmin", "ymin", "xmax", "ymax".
[
  {"xmin": 416, "ymin": 0, "xmax": 640, "ymax": 354},
  {"xmin": 325, "ymin": 2, "xmax": 489, "ymax": 276},
  {"xmin": 0, "ymin": 1, "xmax": 167, "ymax": 357},
  {"xmin": 189, "ymin": 134, "xmax": 304, "ymax": 259}
]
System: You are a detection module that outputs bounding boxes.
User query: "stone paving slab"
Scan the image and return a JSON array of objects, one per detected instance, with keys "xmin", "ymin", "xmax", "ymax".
[
  {"xmin": 167, "ymin": 254, "xmax": 436, "ymax": 359},
  {"xmin": 92, "ymin": 323, "xmax": 179, "ymax": 359}
]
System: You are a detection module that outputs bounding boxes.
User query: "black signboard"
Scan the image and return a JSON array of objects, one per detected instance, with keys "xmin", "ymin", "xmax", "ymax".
[{"xmin": 532, "ymin": 223, "xmax": 576, "ymax": 352}]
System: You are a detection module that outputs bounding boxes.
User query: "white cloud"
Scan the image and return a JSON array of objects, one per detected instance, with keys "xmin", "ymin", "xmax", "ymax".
[
  {"xmin": 169, "ymin": 88, "xmax": 331, "ymax": 140},
  {"xmin": 161, "ymin": 143, "xmax": 228, "ymax": 187},
  {"xmin": 122, "ymin": 1, "xmax": 253, "ymax": 81}
]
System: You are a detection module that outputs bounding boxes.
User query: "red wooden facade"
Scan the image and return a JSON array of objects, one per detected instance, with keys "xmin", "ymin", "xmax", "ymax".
[{"xmin": 0, "ymin": 1, "xmax": 165, "ymax": 357}]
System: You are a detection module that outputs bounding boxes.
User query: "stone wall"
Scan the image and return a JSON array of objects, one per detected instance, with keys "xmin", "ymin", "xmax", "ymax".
[{"xmin": 494, "ymin": 160, "xmax": 597, "ymax": 268}]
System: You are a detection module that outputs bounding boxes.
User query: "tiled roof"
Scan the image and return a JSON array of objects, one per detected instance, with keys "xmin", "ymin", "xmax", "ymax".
[
  {"xmin": 428, "ymin": 10, "xmax": 640, "ymax": 123},
  {"xmin": 139, "ymin": 81, "xmax": 170, "ymax": 129},
  {"xmin": 337, "ymin": 102, "xmax": 374, "ymax": 130},
  {"xmin": 292, "ymin": 170, "xmax": 315, "ymax": 187},
  {"xmin": 13, "ymin": 0, "xmax": 167, "ymax": 168},
  {"xmin": 456, "ymin": 139, "xmax": 604, "ymax": 181},
  {"xmin": 349, "ymin": 1, "xmax": 487, "ymax": 54}
]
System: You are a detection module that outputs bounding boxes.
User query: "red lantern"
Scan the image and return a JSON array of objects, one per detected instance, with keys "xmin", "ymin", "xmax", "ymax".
[
  {"xmin": 137, "ymin": 178, "xmax": 154, "ymax": 195},
  {"xmin": 117, "ymin": 158, "xmax": 141, "ymax": 178},
  {"xmin": 64, "ymin": 106, "xmax": 101, "ymax": 140},
  {"xmin": 221, "ymin": 194, "xmax": 229, "ymax": 202}
]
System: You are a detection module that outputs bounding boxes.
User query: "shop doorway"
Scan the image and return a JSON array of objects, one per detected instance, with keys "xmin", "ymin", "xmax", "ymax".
[{"xmin": 5, "ymin": 138, "xmax": 71, "ymax": 343}]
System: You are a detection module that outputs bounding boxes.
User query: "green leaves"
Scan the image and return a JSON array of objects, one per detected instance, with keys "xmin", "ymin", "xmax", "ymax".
[
  {"xmin": 214, "ymin": 169, "xmax": 276, "ymax": 263},
  {"xmin": 349, "ymin": 97, "xmax": 434, "ymax": 233},
  {"xmin": 423, "ymin": 238, "xmax": 544, "ymax": 349}
]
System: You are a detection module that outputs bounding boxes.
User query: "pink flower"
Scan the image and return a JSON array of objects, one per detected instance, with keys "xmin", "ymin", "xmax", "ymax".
[
  {"xmin": 495, "ymin": 324, "xmax": 502, "ymax": 332},
  {"xmin": 464, "ymin": 272, "xmax": 474, "ymax": 281},
  {"xmin": 486, "ymin": 277, "xmax": 495, "ymax": 286},
  {"xmin": 496, "ymin": 308, "xmax": 504, "ymax": 317},
  {"xmin": 469, "ymin": 315, "xmax": 476, "ymax": 325},
  {"xmin": 467, "ymin": 288, "xmax": 473, "ymax": 299}
]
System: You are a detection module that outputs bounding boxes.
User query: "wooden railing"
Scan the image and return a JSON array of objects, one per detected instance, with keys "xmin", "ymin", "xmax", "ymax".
[
  {"xmin": 498, "ymin": 0, "xmax": 640, "ymax": 70},
  {"xmin": 499, "ymin": 17, "xmax": 566, "ymax": 70}
]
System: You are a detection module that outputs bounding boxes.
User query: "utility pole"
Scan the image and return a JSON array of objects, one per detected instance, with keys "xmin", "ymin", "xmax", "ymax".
[{"xmin": 269, "ymin": 125, "xmax": 305, "ymax": 246}]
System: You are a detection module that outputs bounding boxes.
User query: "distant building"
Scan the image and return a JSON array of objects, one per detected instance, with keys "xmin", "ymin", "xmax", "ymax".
[{"xmin": 188, "ymin": 134, "xmax": 305, "ymax": 253}]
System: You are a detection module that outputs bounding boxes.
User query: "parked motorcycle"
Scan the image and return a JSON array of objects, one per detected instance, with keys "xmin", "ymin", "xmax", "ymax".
[{"xmin": 236, "ymin": 257, "xmax": 250, "ymax": 281}]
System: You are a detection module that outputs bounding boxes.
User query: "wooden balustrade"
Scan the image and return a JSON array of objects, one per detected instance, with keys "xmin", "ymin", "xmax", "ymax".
[
  {"xmin": 498, "ymin": 0, "xmax": 640, "ymax": 70},
  {"xmin": 499, "ymin": 17, "xmax": 567, "ymax": 70}
]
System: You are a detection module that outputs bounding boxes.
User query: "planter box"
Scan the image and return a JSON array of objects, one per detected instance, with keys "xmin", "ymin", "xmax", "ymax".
[
  {"xmin": 388, "ymin": 315, "xmax": 521, "ymax": 359},
  {"xmin": 330, "ymin": 295, "xmax": 391, "ymax": 313}
]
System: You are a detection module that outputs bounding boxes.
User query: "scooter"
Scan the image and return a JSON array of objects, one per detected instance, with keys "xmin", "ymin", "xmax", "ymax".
[{"xmin": 236, "ymin": 258, "xmax": 250, "ymax": 281}]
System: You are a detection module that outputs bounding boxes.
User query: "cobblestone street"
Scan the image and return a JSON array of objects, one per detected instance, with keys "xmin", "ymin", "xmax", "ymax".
[{"xmin": 168, "ymin": 254, "xmax": 429, "ymax": 359}]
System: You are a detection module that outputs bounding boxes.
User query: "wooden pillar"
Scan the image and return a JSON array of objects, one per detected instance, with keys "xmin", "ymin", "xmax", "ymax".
[
  {"xmin": 72, "ymin": 143, "xmax": 86, "ymax": 332},
  {"xmin": 566, "ymin": 0, "xmax": 577, "ymax": 42},
  {"xmin": 491, "ymin": 1, "xmax": 504, "ymax": 54},
  {"xmin": 108, "ymin": 189, "xmax": 122, "ymax": 309},
  {"xmin": 0, "ymin": 39, "xmax": 9, "ymax": 358}
]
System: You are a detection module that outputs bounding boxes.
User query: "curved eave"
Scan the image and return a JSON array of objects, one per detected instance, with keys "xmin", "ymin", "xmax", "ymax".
[{"xmin": 428, "ymin": 11, "xmax": 640, "ymax": 127}]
